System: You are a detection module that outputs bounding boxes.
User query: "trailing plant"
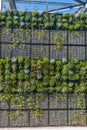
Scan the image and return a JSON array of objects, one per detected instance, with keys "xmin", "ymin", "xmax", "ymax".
[{"xmin": 54, "ymin": 32, "xmax": 66, "ymax": 50}]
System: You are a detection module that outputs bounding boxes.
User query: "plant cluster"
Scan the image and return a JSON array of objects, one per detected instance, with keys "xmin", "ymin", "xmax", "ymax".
[
  {"xmin": 0, "ymin": 57, "xmax": 87, "ymax": 93},
  {"xmin": 0, "ymin": 11, "xmax": 87, "ymax": 30}
]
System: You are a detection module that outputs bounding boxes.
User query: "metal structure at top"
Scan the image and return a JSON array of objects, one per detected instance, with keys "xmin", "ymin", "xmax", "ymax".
[{"xmin": 1, "ymin": 0, "xmax": 87, "ymax": 15}]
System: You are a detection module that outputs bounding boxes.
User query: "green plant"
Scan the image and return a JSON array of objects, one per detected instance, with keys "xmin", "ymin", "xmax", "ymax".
[
  {"xmin": 74, "ymin": 23, "xmax": 81, "ymax": 30},
  {"xmin": 18, "ymin": 70, "xmax": 24, "ymax": 81},
  {"xmin": 5, "ymin": 75, "xmax": 11, "ymax": 82},
  {"xmin": 18, "ymin": 56, "xmax": 23, "ymax": 64},
  {"xmin": 5, "ymin": 64, "xmax": 10, "ymax": 70},
  {"xmin": 13, "ymin": 19, "xmax": 19, "ymax": 26},
  {"xmin": 38, "ymin": 17, "xmax": 43, "ymax": 23},
  {"xmin": 1, "ymin": 14, "xmax": 6, "ymax": 20},
  {"xmin": 54, "ymin": 32, "xmax": 65, "ymax": 50},
  {"xmin": 38, "ymin": 30, "xmax": 45, "ymax": 41},
  {"xmin": 44, "ymin": 22, "xmax": 49, "ymax": 29},
  {"xmin": 4, "ymin": 70, "xmax": 10, "ymax": 75},
  {"xmin": 19, "ymin": 12, "xmax": 25, "ymax": 16},
  {"xmin": 49, "ymin": 77, "xmax": 56, "ymax": 87},
  {"xmin": 68, "ymin": 25, "xmax": 74, "ymax": 30},
  {"xmin": 56, "ymin": 86, "xmax": 61, "ymax": 92},
  {"xmin": 43, "ymin": 57, "xmax": 49, "ymax": 63},
  {"xmin": 61, "ymin": 82, "xmax": 68, "ymax": 93},
  {"xmin": 32, "ymin": 9, "xmax": 37, "ymax": 17},
  {"xmin": 6, "ymin": 21, "xmax": 12, "ymax": 28},
  {"xmin": 20, "ymin": 16, "xmax": 25, "ymax": 21},
  {"xmin": 11, "ymin": 73, "xmax": 17, "ymax": 81},
  {"xmin": 25, "ymin": 14, "xmax": 31, "ymax": 22},
  {"xmin": 0, "ymin": 11, "xmax": 87, "ymax": 30},
  {"xmin": 62, "ymin": 18, "xmax": 67, "ymax": 23},
  {"xmin": 7, "ymin": 16, "xmax": 13, "ymax": 21}
]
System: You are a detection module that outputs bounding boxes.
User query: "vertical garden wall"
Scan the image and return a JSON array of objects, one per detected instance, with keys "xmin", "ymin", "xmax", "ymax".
[{"xmin": 0, "ymin": 11, "xmax": 87, "ymax": 127}]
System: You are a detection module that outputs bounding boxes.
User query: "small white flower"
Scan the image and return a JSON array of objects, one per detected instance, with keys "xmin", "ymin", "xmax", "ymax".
[
  {"xmin": 14, "ymin": 16, "xmax": 18, "ymax": 19},
  {"xmin": 62, "ymin": 57, "xmax": 67, "ymax": 63},
  {"xmin": 69, "ymin": 70, "xmax": 74, "ymax": 75},
  {"xmin": 69, "ymin": 82, "xmax": 74, "ymax": 87},
  {"xmin": 11, "ymin": 57, "xmax": 17, "ymax": 63},
  {"xmin": 37, "ymin": 74, "xmax": 42, "ymax": 80},
  {"xmin": 39, "ymin": 11, "xmax": 43, "ymax": 15},
  {"xmin": 18, "ymin": 87, "xmax": 22, "ymax": 92},
  {"xmin": 20, "ymin": 22, "xmax": 25, "ymax": 26},
  {"xmin": 50, "ymin": 59, "xmax": 55, "ymax": 64},
  {"xmin": 24, "ymin": 69, "xmax": 29, "ymax": 74},
  {"xmin": 57, "ymin": 22, "xmax": 62, "ymax": 27}
]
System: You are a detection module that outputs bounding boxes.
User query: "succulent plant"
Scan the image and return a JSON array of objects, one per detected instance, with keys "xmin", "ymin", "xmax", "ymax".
[
  {"xmin": 50, "ymin": 59, "xmax": 55, "ymax": 64},
  {"xmin": 20, "ymin": 21, "xmax": 25, "ymax": 27},
  {"xmin": 62, "ymin": 57, "xmax": 67, "ymax": 64},
  {"xmin": 69, "ymin": 70, "xmax": 74, "ymax": 75},
  {"xmin": 24, "ymin": 69, "xmax": 29, "ymax": 74},
  {"xmin": 69, "ymin": 82, "xmax": 74, "ymax": 87},
  {"xmin": 18, "ymin": 56, "xmax": 23, "ymax": 63},
  {"xmin": 37, "ymin": 73, "xmax": 42, "ymax": 80},
  {"xmin": 11, "ymin": 73, "xmax": 17, "ymax": 80},
  {"xmin": 43, "ymin": 57, "xmax": 49, "ymax": 63},
  {"xmin": 6, "ymin": 21, "xmax": 12, "ymax": 28},
  {"xmin": 13, "ymin": 19, "xmax": 19, "ymax": 26},
  {"xmin": 14, "ymin": 16, "xmax": 19, "ymax": 19},
  {"xmin": 18, "ymin": 71, "xmax": 24, "ymax": 81},
  {"xmin": 11, "ymin": 57, "xmax": 17, "ymax": 63},
  {"xmin": 0, "ymin": 85, "xmax": 3, "ymax": 91}
]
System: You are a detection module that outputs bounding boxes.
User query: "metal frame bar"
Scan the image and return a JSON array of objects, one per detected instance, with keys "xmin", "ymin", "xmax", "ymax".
[{"xmin": 3, "ymin": 0, "xmax": 78, "ymax": 6}]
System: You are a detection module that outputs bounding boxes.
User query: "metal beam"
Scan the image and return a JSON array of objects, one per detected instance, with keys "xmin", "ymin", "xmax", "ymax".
[
  {"xmin": 48, "ymin": 4, "xmax": 82, "ymax": 13},
  {"xmin": 9, "ymin": 0, "xmax": 17, "ymax": 10},
  {"xmin": 74, "ymin": 0, "xmax": 85, "ymax": 5},
  {"xmin": 3, "ymin": 0, "xmax": 77, "ymax": 6}
]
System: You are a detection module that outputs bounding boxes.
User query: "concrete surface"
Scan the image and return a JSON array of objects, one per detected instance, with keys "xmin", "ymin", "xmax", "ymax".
[{"xmin": 0, "ymin": 127, "xmax": 87, "ymax": 130}]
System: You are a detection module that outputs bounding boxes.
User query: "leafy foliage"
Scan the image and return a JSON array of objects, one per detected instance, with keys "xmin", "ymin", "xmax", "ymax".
[
  {"xmin": 0, "ymin": 11, "xmax": 87, "ymax": 30},
  {"xmin": 0, "ymin": 57, "xmax": 87, "ymax": 93}
]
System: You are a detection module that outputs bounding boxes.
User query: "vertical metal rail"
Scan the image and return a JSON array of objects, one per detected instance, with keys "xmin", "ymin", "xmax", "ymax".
[
  {"xmin": 28, "ymin": 93, "xmax": 30, "ymax": 126},
  {"xmin": 85, "ymin": 30, "xmax": 87, "ymax": 125},
  {"xmin": 67, "ymin": 31, "xmax": 69, "ymax": 61},
  {"xmin": 67, "ymin": 92, "xmax": 69, "ymax": 125},
  {"xmin": 28, "ymin": 13, "xmax": 33, "ymax": 126},
  {"xmin": 30, "ymin": 14, "xmax": 32, "ymax": 61},
  {"xmin": 9, "ymin": 33, "xmax": 13, "ymax": 126},
  {"xmin": 29, "ymin": 30, "xmax": 32, "ymax": 127},
  {"xmin": 85, "ymin": 31, "xmax": 87, "ymax": 61},
  {"xmin": 48, "ymin": 14, "xmax": 51, "ymax": 126},
  {"xmin": 8, "ymin": 98, "xmax": 10, "ymax": 127},
  {"xmin": 86, "ymin": 94, "xmax": 87, "ymax": 125},
  {"xmin": 48, "ymin": 92, "xmax": 50, "ymax": 126},
  {"xmin": 49, "ymin": 14, "xmax": 50, "ymax": 59},
  {"xmin": 0, "ymin": 27, "xmax": 1, "ymax": 58},
  {"xmin": 10, "ymin": 28, "xmax": 13, "ymax": 58}
]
